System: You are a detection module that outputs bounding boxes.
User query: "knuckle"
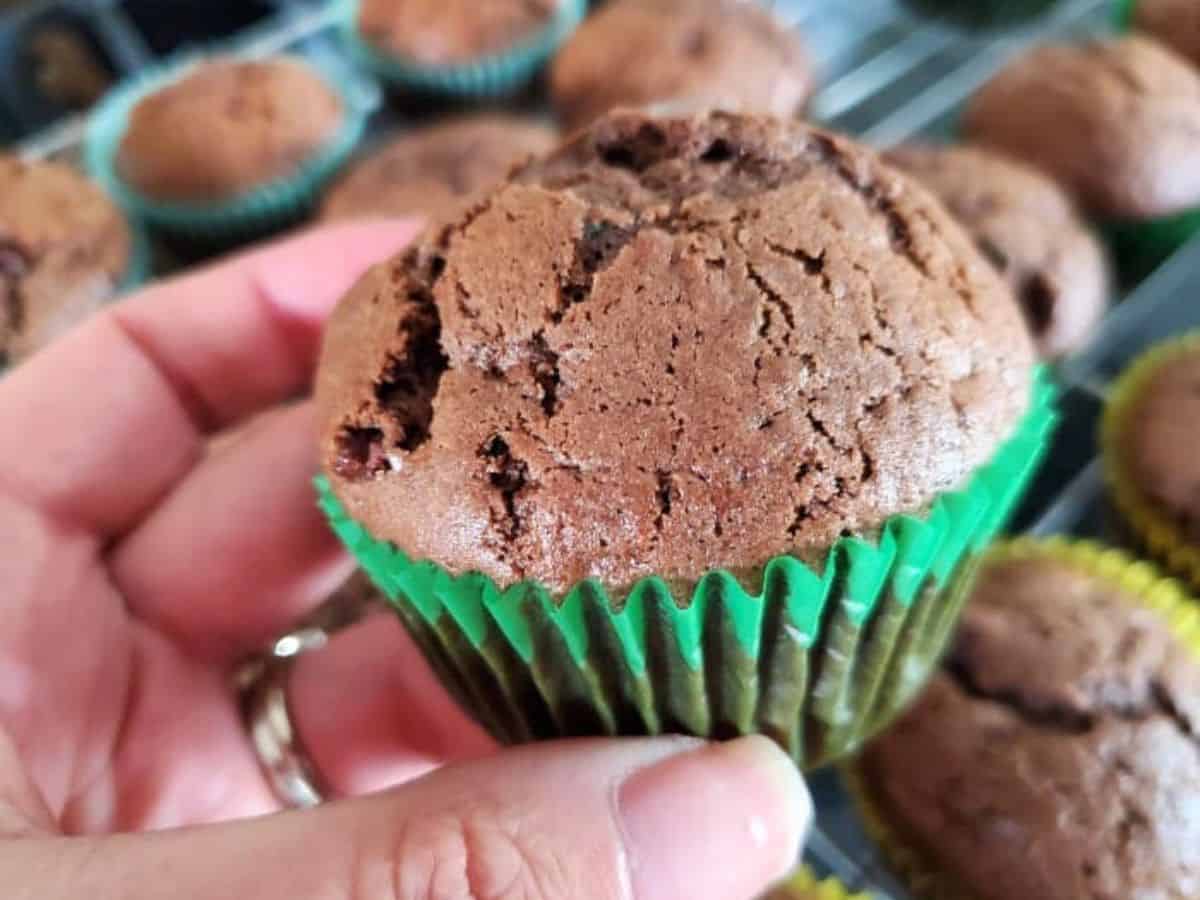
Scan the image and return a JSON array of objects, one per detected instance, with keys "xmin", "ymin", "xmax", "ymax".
[{"xmin": 381, "ymin": 809, "xmax": 575, "ymax": 900}]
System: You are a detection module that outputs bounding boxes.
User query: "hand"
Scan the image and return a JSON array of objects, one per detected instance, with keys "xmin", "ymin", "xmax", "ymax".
[{"xmin": 0, "ymin": 221, "xmax": 810, "ymax": 899}]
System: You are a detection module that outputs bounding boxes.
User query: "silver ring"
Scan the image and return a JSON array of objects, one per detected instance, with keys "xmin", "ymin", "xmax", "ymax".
[{"xmin": 239, "ymin": 626, "xmax": 331, "ymax": 809}]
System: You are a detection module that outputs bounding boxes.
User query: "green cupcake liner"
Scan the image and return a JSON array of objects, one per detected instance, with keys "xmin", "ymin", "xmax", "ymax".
[
  {"xmin": 84, "ymin": 50, "xmax": 380, "ymax": 242},
  {"xmin": 318, "ymin": 369, "xmax": 1057, "ymax": 769},
  {"xmin": 902, "ymin": 0, "xmax": 1063, "ymax": 27},
  {"xmin": 337, "ymin": 0, "xmax": 585, "ymax": 98},
  {"xmin": 1099, "ymin": 208, "xmax": 1200, "ymax": 285},
  {"xmin": 1113, "ymin": 0, "xmax": 1137, "ymax": 29}
]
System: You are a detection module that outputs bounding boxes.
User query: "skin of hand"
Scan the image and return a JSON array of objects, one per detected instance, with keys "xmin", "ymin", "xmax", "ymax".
[{"xmin": 0, "ymin": 221, "xmax": 810, "ymax": 900}]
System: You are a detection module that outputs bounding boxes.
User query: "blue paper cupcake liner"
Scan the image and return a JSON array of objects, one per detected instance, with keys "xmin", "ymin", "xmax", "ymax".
[
  {"xmin": 84, "ymin": 49, "xmax": 380, "ymax": 241},
  {"xmin": 337, "ymin": 0, "xmax": 585, "ymax": 98},
  {"xmin": 118, "ymin": 220, "xmax": 153, "ymax": 294}
]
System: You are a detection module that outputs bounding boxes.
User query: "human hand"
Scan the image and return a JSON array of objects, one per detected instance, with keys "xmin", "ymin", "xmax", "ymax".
[{"xmin": 0, "ymin": 221, "xmax": 810, "ymax": 899}]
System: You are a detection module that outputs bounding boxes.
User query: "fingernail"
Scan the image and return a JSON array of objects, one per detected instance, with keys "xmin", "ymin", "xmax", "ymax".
[{"xmin": 617, "ymin": 736, "xmax": 810, "ymax": 900}]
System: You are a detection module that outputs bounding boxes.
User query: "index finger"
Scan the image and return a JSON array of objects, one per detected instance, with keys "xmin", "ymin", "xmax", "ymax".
[{"xmin": 0, "ymin": 219, "xmax": 421, "ymax": 538}]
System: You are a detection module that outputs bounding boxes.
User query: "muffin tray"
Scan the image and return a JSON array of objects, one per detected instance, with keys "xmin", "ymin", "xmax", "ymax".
[{"xmin": 13, "ymin": 0, "xmax": 1200, "ymax": 894}]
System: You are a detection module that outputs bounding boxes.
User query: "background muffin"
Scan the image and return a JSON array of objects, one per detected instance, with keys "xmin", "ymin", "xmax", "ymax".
[
  {"xmin": 885, "ymin": 143, "xmax": 1109, "ymax": 359},
  {"xmin": 115, "ymin": 56, "xmax": 344, "ymax": 203},
  {"xmin": 315, "ymin": 110, "xmax": 1048, "ymax": 767},
  {"xmin": 1104, "ymin": 333, "xmax": 1200, "ymax": 587},
  {"xmin": 320, "ymin": 115, "xmax": 558, "ymax": 224},
  {"xmin": 0, "ymin": 156, "xmax": 131, "ymax": 366},
  {"xmin": 357, "ymin": 0, "xmax": 560, "ymax": 65},
  {"xmin": 1129, "ymin": 0, "xmax": 1200, "ymax": 69},
  {"xmin": 550, "ymin": 0, "xmax": 813, "ymax": 130},
  {"xmin": 964, "ymin": 36, "xmax": 1200, "ymax": 222},
  {"xmin": 856, "ymin": 541, "xmax": 1200, "ymax": 900}
]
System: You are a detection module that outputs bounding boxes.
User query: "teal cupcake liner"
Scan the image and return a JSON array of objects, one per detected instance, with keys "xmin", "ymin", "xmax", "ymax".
[
  {"xmin": 84, "ymin": 50, "xmax": 380, "ymax": 242},
  {"xmin": 1100, "ymin": 208, "xmax": 1200, "ymax": 284},
  {"xmin": 118, "ymin": 220, "xmax": 153, "ymax": 294},
  {"xmin": 316, "ymin": 370, "xmax": 1057, "ymax": 769},
  {"xmin": 337, "ymin": 0, "xmax": 585, "ymax": 98}
]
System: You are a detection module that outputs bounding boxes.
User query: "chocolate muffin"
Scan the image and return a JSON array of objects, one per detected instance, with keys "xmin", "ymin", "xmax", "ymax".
[
  {"xmin": 116, "ymin": 57, "xmax": 344, "ymax": 203},
  {"xmin": 0, "ymin": 155, "xmax": 131, "ymax": 366},
  {"xmin": 885, "ymin": 143, "xmax": 1109, "ymax": 359},
  {"xmin": 1111, "ymin": 345, "xmax": 1200, "ymax": 544},
  {"xmin": 320, "ymin": 115, "xmax": 558, "ymax": 224},
  {"xmin": 1131, "ymin": 0, "xmax": 1200, "ymax": 69},
  {"xmin": 356, "ymin": 0, "xmax": 560, "ymax": 65},
  {"xmin": 964, "ymin": 36, "xmax": 1200, "ymax": 221},
  {"xmin": 859, "ymin": 551, "xmax": 1200, "ymax": 900},
  {"xmin": 315, "ymin": 110, "xmax": 1034, "ymax": 595},
  {"xmin": 550, "ymin": 0, "xmax": 813, "ymax": 131}
]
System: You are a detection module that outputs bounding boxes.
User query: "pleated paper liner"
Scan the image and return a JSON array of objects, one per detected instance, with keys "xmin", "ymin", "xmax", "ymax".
[
  {"xmin": 843, "ymin": 536, "xmax": 1200, "ymax": 900},
  {"xmin": 1102, "ymin": 332, "xmax": 1200, "ymax": 589},
  {"xmin": 1099, "ymin": 209, "xmax": 1200, "ymax": 286},
  {"xmin": 336, "ymin": 0, "xmax": 585, "ymax": 98},
  {"xmin": 317, "ymin": 369, "xmax": 1056, "ymax": 770},
  {"xmin": 763, "ymin": 867, "xmax": 870, "ymax": 900},
  {"xmin": 84, "ymin": 49, "xmax": 379, "ymax": 242}
]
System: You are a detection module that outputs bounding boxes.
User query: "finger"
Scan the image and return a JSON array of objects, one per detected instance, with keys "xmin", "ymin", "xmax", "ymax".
[
  {"xmin": 0, "ymin": 220, "xmax": 421, "ymax": 539},
  {"xmin": 289, "ymin": 613, "xmax": 496, "ymax": 796},
  {"xmin": 24, "ymin": 735, "xmax": 809, "ymax": 900},
  {"xmin": 110, "ymin": 402, "xmax": 354, "ymax": 661}
]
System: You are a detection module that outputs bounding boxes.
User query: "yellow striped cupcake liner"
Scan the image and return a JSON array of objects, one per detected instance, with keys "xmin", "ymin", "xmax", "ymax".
[
  {"xmin": 764, "ymin": 866, "xmax": 871, "ymax": 900},
  {"xmin": 1102, "ymin": 332, "xmax": 1200, "ymax": 589},
  {"xmin": 843, "ymin": 537, "xmax": 1200, "ymax": 900}
]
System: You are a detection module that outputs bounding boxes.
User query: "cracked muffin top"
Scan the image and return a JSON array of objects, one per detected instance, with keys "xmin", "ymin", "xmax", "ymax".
[
  {"xmin": 316, "ymin": 110, "xmax": 1034, "ymax": 596},
  {"xmin": 885, "ymin": 143, "xmax": 1109, "ymax": 360},
  {"xmin": 0, "ymin": 156, "xmax": 131, "ymax": 366},
  {"xmin": 117, "ymin": 57, "xmax": 343, "ymax": 203},
  {"xmin": 550, "ymin": 0, "xmax": 813, "ymax": 131},
  {"xmin": 964, "ymin": 36, "xmax": 1200, "ymax": 220},
  {"xmin": 320, "ymin": 115, "xmax": 558, "ymax": 224},
  {"xmin": 860, "ymin": 553, "xmax": 1200, "ymax": 900}
]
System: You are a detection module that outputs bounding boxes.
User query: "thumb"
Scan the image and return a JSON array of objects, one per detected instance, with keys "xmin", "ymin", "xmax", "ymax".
[{"xmin": 12, "ymin": 736, "xmax": 809, "ymax": 900}]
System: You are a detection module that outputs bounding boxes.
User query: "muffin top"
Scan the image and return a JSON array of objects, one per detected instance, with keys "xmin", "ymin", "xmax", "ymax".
[
  {"xmin": 316, "ymin": 111, "xmax": 1034, "ymax": 595},
  {"xmin": 116, "ymin": 57, "xmax": 344, "ymax": 203},
  {"xmin": 860, "ymin": 552, "xmax": 1200, "ymax": 900},
  {"xmin": 1119, "ymin": 349, "xmax": 1200, "ymax": 543},
  {"xmin": 550, "ymin": 0, "xmax": 812, "ymax": 131},
  {"xmin": 320, "ymin": 115, "xmax": 558, "ymax": 224},
  {"xmin": 964, "ymin": 36, "xmax": 1200, "ymax": 220},
  {"xmin": 885, "ymin": 143, "xmax": 1108, "ymax": 359},
  {"xmin": 357, "ymin": 0, "xmax": 559, "ymax": 65},
  {"xmin": 0, "ymin": 155, "xmax": 130, "ymax": 364},
  {"xmin": 1133, "ymin": 0, "xmax": 1200, "ymax": 69}
]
